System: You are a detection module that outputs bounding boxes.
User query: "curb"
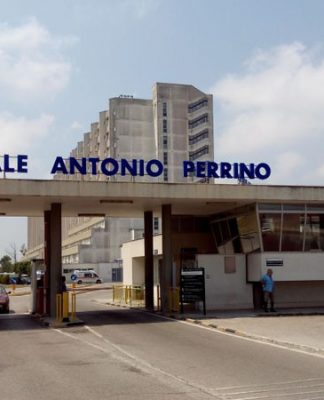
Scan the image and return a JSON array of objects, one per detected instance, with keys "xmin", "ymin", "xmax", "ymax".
[
  {"xmin": 9, "ymin": 292, "xmax": 31, "ymax": 297},
  {"xmin": 189, "ymin": 319, "xmax": 324, "ymax": 356},
  {"xmin": 98, "ymin": 301, "xmax": 324, "ymax": 357}
]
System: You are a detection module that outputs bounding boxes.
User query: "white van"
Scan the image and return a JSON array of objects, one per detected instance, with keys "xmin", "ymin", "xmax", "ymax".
[{"xmin": 71, "ymin": 270, "xmax": 102, "ymax": 285}]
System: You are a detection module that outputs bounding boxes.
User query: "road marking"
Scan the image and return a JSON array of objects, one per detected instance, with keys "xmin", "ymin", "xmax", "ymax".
[
  {"xmin": 55, "ymin": 326, "xmax": 222, "ymax": 399},
  {"xmin": 55, "ymin": 324, "xmax": 324, "ymax": 400}
]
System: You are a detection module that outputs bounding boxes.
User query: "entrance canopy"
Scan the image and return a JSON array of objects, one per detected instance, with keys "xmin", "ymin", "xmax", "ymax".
[{"xmin": 0, "ymin": 178, "xmax": 323, "ymax": 217}]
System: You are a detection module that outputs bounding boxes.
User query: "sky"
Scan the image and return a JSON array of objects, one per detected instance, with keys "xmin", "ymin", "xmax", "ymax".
[{"xmin": 1, "ymin": 0, "xmax": 324, "ymax": 258}]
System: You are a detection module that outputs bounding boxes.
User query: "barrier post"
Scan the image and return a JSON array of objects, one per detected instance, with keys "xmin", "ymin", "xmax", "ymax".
[
  {"xmin": 113, "ymin": 285, "xmax": 116, "ymax": 302},
  {"xmin": 126, "ymin": 285, "xmax": 130, "ymax": 304},
  {"xmin": 70, "ymin": 292, "xmax": 77, "ymax": 321},
  {"xmin": 168, "ymin": 287, "xmax": 180, "ymax": 313}
]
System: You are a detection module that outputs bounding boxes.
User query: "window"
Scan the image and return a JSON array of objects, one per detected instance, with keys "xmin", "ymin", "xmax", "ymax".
[
  {"xmin": 281, "ymin": 214, "xmax": 304, "ymax": 251},
  {"xmin": 210, "ymin": 217, "xmax": 242, "ymax": 254},
  {"xmin": 154, "ymin": 217, "xmax": 159, "ymax": 231},
  {"xmin": 189, "ymin": 145, "xmax": 209, "ymax": 161},
  {"xmin": 163, "ymin": 136, "xmax": 168, "ymax": 149},
  {"xmin": 260, "ymin": 213, "xmax": 281, "ymax": 251},
  {"xmin": 188, "ymin": 114, "xmax": 208, "ymax": 129},
  {"xmin": 189, "ymin": 129, "xmax": 209, "ymax": 145},
  {"xmin": 163, "ymin": 119, "xmax": 167, "ymax": 133},
  {"xmin": 163, "ymin": 152, "xmax": 168, "ymax": 165},
  {"xmin": 258, "ymin": 203, "xmax": 324, "ymax": 252},
  {"xmin": 162, "ymin": 102, "xmax": 167, "ymax": 117},
  {"xmin": 237, "ymin": 212, "xmax": 260, "ymax": 253},
  {"xmin": 163, "ymin": 168, "xmax": 168, "ymax": 182},
  {"xmin": 188, "ymin": 98, "xmax": 208, "ymax": 113},
  {"xmin": 304, "ymin": 214, "xmax": 324, "ymax": 251}
]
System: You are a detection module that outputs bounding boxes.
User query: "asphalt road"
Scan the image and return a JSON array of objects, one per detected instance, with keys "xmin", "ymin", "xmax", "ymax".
[{"xmin": 1, "ymin": 288, "xmax": 324, "ymax": 399}]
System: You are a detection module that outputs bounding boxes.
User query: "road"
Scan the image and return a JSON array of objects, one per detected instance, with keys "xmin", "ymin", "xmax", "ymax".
[{"xmin": 1, "ymin": 288, "xmax": 324, "ymax": 399}]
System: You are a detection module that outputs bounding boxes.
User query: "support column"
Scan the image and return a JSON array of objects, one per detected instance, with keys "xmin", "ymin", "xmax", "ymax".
[
  {"xmin": 161, "ymin": 204, "xmax": 172, "ymax": 313},
  {"xmin": 44, "ymin": 210, "xmax": 51, "ymax": 315},
  {"xmin": 144, "ymin": 211, "xmax": 154, "ymax": 310},
  {"xmin": 49, "ymin": 203, "xmax": 62, "ymax": 318}
]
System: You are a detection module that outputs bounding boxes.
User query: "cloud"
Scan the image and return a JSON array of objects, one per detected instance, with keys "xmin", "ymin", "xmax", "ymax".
[
  {"xmin": 119, "ymin": 0, "xmax": 160, "ymax": 19},
  {"xmin": 211, "ymin": 42, "xmax": 324, "ymax": 184},
  {"xmin": 70, "ymin": 121, "xmax": 83, "ymax": 131},
  {"xmin": 0, "ymin": 18, "xmax": 76, "ymax": 101},
  {"xmin": 0, "ymin": 112, "xmax": 54, "ymax": 153}
]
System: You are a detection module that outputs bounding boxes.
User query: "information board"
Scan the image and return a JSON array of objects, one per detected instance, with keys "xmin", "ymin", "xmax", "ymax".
[{"xmin": 180, "ymin": 268, "xmax": 206, "ymax": 315}]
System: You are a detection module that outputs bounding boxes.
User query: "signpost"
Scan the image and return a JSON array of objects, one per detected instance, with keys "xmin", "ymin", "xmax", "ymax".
[{"xmin": 180, "ymin": 268, "xmax": 206, "ymax": 315}]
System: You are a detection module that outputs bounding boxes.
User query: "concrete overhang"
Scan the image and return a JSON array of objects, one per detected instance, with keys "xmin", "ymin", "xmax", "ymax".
[{"xmin": 1, "ymin": 179, "xmax": 324, "ymax": 217}]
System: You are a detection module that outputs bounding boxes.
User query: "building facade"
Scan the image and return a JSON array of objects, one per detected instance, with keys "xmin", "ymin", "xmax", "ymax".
[
  {"xmin": 122, "ymin": 202, "xmax": 324, "ymax": 310},
  {"xmin": 26, "ymin": 83, "xmax": 214, "ymax": 273}
]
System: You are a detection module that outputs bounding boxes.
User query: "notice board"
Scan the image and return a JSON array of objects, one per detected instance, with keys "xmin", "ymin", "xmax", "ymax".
[{"xmin": 180, "ymin": 267, "xmax": 206, "ymax": 315}]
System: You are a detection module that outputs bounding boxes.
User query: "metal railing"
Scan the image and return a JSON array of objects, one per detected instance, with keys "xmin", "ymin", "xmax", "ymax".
[
  {"xmin": 55, "ymin": 292, "xmax": 78, "ymax": 323},
  {"xmin": 113, "ymin": 285, "xmax": 145, "ymax": 306}
]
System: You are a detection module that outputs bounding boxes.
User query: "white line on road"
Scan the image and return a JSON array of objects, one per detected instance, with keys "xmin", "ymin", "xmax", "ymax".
[{"xmin": 54, "ymin": 326, "xmax": 222, "ymax": 400}]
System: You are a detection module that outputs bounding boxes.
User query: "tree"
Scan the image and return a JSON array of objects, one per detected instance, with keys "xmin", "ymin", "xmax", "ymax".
[
  {"xmin": 6, "ymin": 242, "xmax": 18, "ymax": 264},
  {"xmin": 20, "ymin": 244, "xmax": 27, "ymax": 257},
  {"xmin": 13, "ymin": 261, "xmax": 31, "ymax": 276},
  {"xmin": 0, "ymin": 255, "xmax": 13, "ymax": 272}
]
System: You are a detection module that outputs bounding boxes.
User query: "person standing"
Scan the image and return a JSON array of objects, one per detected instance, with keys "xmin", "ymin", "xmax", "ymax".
[
  {"xmin": 61, "ymin": 275, "xmax": 67, "ymax": 293},
  {"xmin": 261, "ymin": 268, "xmax": 276, "ymax": 312}
]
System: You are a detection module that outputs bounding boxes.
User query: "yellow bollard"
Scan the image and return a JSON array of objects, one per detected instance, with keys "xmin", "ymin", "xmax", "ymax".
[
  {"xmin": 113, "ymin": 285, "xmax": 116, "ymax": 302},
  {"xmin": 56, "ymin": 294, "xmax": 62, "ymax": 322},
  {"xmin": 168, "ymin": 287, "xmax": 180, "ymax": 313},
  {"xmin": 12, "ymin": 283, "xmax": 16, "ymax": 293},
  {"xmin": 70, "ymin": 292, "xmax": 77, "ymax": 321}
]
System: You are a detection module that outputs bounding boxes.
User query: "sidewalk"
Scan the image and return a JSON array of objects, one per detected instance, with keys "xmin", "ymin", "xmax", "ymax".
[{"xmin": 181, "ymin": 308, "xmax": 324, "ymax": 355}]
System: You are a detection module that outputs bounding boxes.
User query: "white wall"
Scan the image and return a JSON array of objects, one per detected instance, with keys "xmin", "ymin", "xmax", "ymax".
[
  {"xmin": 248, "ymin": 252, "xmax": 324, "ymax": 282},
  {"xmin": 197, "ymin": 254, "xmax": 253, "ymax": 310},
  {"xmin": 121, "ymin": 235, "xmax": 162, "ymax": 285}
]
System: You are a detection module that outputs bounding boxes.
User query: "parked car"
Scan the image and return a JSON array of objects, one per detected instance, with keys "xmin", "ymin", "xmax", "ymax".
[
  {"xmin": 70, "ymin": 270, "xmax": 102, "ymax": 285},
  {"xmin": 20, "ymin": 275, "xmax": 31, "ymax": 285},
  {"xmin": 9, "ymin": 275, "xmax": 31, "ymax": 285},
  {"xmin": 0, "ymin": 286, "xmax": 10, "ymax": 313}
]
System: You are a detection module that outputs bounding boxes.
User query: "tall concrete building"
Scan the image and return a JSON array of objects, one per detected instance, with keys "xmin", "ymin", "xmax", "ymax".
[{"xmin": 26, "ymin": 83, "xmax": 214, "ymax": 276}]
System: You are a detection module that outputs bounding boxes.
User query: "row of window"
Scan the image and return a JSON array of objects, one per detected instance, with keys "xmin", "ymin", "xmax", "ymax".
[
  {"xmin": 162, "ymin": 99, "xmax": 208, "ymax": 117},
  {"xmin": 188, "ymin": 98, "xmax": 208, "ymax": 113},
  {"xmin": 189, "ymin": 129, "xmax": 209, "ymax": 145},
  {"xmin": 188, "ymin": 114, "xmax": 208, "ymax": 129},
  {"xmin": 260, "ymin": 213, "xmax": 324, "ymax": 252},
  {"xmin": 189, "ymin": 145, "xmax": 209, "ymax": 161},
  {"xmin": 210, "ymin": 204, "xmax": 324, "ymax": 254}
]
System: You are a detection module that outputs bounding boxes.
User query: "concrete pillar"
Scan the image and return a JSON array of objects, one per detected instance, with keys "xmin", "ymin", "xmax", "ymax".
[
  {"xmin": 161, "ymin": 204, "xmax": 172, "ymax": 313},
  {"xmin": 44, "ymin": 210, "xmax": 51, "ymax": 315},
  {"xmin": 144, "ymin": 211, "xmax": 154, "ymax": 310},
  {"xmin": 49, "ymin": 203, "xmax": 62, "ymax": 318}
]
